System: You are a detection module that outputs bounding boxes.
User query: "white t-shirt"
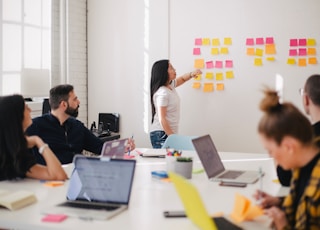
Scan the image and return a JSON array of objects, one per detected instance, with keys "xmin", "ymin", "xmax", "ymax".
[{"xmin": 150, "ymin": 80, "xmax": 180, "ymax": 133}]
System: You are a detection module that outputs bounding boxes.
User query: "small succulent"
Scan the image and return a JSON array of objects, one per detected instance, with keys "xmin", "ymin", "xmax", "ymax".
[{"xmin": 176, "ymin": 157, "xmax": 192, "ymax": 162}]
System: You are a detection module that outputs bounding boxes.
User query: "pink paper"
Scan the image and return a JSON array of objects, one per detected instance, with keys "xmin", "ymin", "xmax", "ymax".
[
  {"xmin": 246, "ymin": 38, "xmax": 254, "ymax": 46},
  {"xmin": 195, "ymin": 38, "xmax": 202, "ymax": 46},
  {"xmin": 215, "ymin": 61, "xmax": 223, "ymax": 68},
  {"xmin": 256, "ymin": 37, "xmax": 264, "ymax": 45},
  {"xmin": 289, "ymin": 49, "xmax": 298, "ymax": 56},
  {"xmin": 290, "ymin": 39, "xmax": 298, "ymax": 46},
  {"xmin": 298, "ymin": 48, "xmax": 307, "ymax": 56},
  {"xmin": 225, "ymin": 60, "xmax": 233, "ymax": 68},
  {"xmin": 266, "ymin": 37, "xmax": 274, "ymax": 44},
  {"xmin": 298, "ymin": 39, "xmax": 307, "ymax": 46},
  {"xmin": 206, "ymin": 61, "xmax": 214, "ymax": 69},
  {"xmin": 193, "ymin": 48, "xmax": 201, "ymax": 55}
]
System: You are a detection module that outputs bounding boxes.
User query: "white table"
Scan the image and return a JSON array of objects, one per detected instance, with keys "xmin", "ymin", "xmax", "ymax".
[{"xmin": 0, "ymin": 149, "xmax": 289, "ymax": 230}]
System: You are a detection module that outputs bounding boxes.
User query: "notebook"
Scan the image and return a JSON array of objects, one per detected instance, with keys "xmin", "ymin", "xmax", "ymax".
[
  {"xmin": 169, "ymin": 172, "xmax": 242, "ymax": 230},
  {"xmin": 192, "ymin": 135, "xmax": 262, "ymax": 184},
  {"xmin": 44, "ymin": 155, "xmax": 136, "ymax": 220},
  {"xmin": 100, "ymin": 138, "xmax": 128, "ymax": 158}
]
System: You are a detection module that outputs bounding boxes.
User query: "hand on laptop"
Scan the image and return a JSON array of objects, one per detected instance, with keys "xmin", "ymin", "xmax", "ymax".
[{"xmin": 253, "ymin": 190, "xmax": 281, "ymax": 208}]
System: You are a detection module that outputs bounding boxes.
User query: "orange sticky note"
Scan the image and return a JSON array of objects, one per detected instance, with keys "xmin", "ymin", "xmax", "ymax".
[
  {"xmin": 203, "ymin": 83, "xmax": 213, "ymax": 92},
  {"xmin": 194, "ymin": 59, "xmax": 205, "ymax": 69},
  {"xmin": 308, "ymin": 57, "xmax": 317, "ymax": 65},
  {"xmin": 192, "ymin": 82, "xmax": 201, "ymax": 89},
  {"xmin": 216, "ymin": 83, "xmax": 224, "ymax": 91},
  {"xmin": 298, "ymin": 58, "xmax": 307, "ymax": 67},
  {"xmin": 44, "ymin": 181, "xmax": 65, "ymax": 187},
  {"xmin": 265, "ymin": 44, "xmax": 276, "ymax": 55},
  {"xmin": 246, "ymin": 47, "xmax": 255, "ymax": 55},
  {"xmin": 307, "ymin": 48, "xmax": 316, "ymax": 55}
]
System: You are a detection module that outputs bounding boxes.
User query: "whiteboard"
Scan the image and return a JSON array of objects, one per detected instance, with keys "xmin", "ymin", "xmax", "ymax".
[{"xmin": 169, "ymin": 0, "xmax": 320, "ymax": 153}]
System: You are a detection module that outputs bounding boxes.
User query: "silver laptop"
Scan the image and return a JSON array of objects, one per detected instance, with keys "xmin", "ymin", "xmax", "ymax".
[
  {"xmin": 100, "ymin": 138, "xmax": 128, "ymax": 158},
  {"xmin": 192, "ymin": 135, "xmax": 261, "ymax": 184},
  {"xmin": 45, "ymin": 155, "xmax": 136, "ymax": 220}
]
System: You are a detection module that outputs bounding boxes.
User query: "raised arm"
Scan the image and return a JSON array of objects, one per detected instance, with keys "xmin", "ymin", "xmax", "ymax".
[{"xmin": 176, "ymin": 69, "xmax": 202, "ymax": 87}]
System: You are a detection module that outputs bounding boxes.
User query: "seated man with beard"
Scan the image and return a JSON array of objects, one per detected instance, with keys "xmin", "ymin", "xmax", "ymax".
[{"xmin": 27, "ymin": 84, "xmax": 134, "ymax": 164}]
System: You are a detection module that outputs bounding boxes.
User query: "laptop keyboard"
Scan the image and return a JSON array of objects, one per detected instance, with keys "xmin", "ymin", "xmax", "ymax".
[
  {"xmin": 218, "ymin": 170, "xmax": 244, "ymax": 179},
  {"xmin": 59, "ymin": 202, "xmax": 120, "ymax": 211}
]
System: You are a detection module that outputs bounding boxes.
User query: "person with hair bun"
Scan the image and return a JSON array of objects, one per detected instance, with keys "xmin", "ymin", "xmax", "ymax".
[{"xmin": 254, "ymin": 88, "xmax": 320, "ymax": 230}]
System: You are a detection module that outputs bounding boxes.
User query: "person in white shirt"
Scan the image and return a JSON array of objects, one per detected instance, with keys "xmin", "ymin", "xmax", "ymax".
[{"xmin": 149, "ymin": 59, "xmax": 202, "ymax": 148}]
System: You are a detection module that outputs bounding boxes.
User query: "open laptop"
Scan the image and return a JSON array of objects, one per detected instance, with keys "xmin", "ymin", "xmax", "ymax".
[
  {"xmin": 100, "ymin": 138, "xmax": 128, "ymax": 158},
  {"xmin": 169, "ymin": 172, "xmax": 242, "ymax": 230},
  {"xmin": 44, "ymin": 155, "xmax": 136, "ymax": 220},
  {"xmin": 192, "ymin": 135, "xmax": 261, "ymax": 184}
]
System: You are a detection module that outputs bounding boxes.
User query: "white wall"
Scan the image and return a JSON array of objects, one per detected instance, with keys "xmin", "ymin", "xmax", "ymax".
[{"xmin": 88, "ymin": 0, "xmax": 320, "ymax": 152}]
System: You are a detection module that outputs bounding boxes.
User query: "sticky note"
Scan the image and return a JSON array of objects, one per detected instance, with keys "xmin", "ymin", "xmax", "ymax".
[
  {"xmin": 298, "ymin": 48, "xmax": 307, "ymax": 56},
  {"xmin": 224, "ymin": 37, "xmax": 232, "ymax": 45},
  {"xmin": 308, "ymin": 57, "xmax": 317, "ymax": 65},
  {"xmin": 225, "ymin": 60, "xmax": 233, "ymax": 68},
  {"xmin": 205, "ymin": 72, "xmax": 214, "ymax": 79},
  {"xmin": 255, "ymin": 48, "xmax": 263, "ymax": 56},
  {"xmin": 226, "ymin": 71, "xmax": 234, "ymax": 79},
  {"xmin": 287, "ymin": 58, "xmax": 296, "ymax": 65},
  {"xmin": 206, "ymin": 61, "xmax": 214, "ymax": 69},
  {"xmin": 254, "ymin": 58, "xmax": 263, "ymax": 66},
  {"xmin": 216, "ymin": 72, "xmax": 223, "ymax": 81},
  {"xmin": 195, "ymin": 38, "xmax": 202, "ymax": 46},
  {"xmin": 43, "ymin": 181, "xmax": 64, "ymax": 187},
  {"xmin": 265, "ymin": 44, "xmax": 276, "ymax": 55},
  {"xmin": 203, "ymin": 83, "xmax": 214, "ymax": 92},
  {"xmin": 298, "ymin": 38, "xmax": 307, "ymax": 46},
  {"xmin": 256, "ymin": 37, "xmax": 264, "ymax": 45},
  {"xmin": 298, "ymin": 58, "xmax": 307, "ymax": 67},
  {"xmin": 215, "ymin": 61, "xmax": 223, "ymax": 68},
  {"xmin": 216, "ymin": 83, "xmax": 224, "ymax": 91},
  {"xmin": 266, "ymin": 37, "xmax": 274, "ymax": 44},
  {"xmin": 211, "ymin": 48, "xmax": 219, "ymax": 55},
  {"xmin": 192, "ymin": 82, "xmax": 201, "ymax": 89},
  {"xmin": 290, "ymin": 39, "xmax": 298, "ymax": 46},
  {"xmin": 212, "ymin": 38, "xmax": 220, "ymax": 46},
  {"xmin": 220, "ymin": 47, "xmax": 229, "ymax": 54},
  {"xmin": 246, "ymin": 38, "xmax": 254, "ymax": 46},
  {"xmin": 194, "ymin": 59, "xmax": 205, "ymax": 69},
  {"xmin": 194, "ymin": 75, "xmax": 202, "ymax": 81},
  {"xmin": 193, "ymin": 48, "xmax": 201, "ymax": 55},
  {"xmin": 307, "ymin": 38, "xmax": 316, "ymax": 46},
  {"xmin": 246, "ymin": 47, "xmax": 255, "ymax": 55},
  {"xmin": 266, "ymin": 57, "xmax": 275, "ymax": 61},
  {"xmin": 307, "ymin": 48, "xmax": 316, "ymax": 55},
  {"xmin": 42, "ymin": 214, "xmax": 67, "ymax": 222},
  {"xmin": 202, "ymin": 38, "xmax": 210, "ymax": 45},
  {"xmin": 289, "ymin": 49, "xmax": 298, "ymax": 56}
]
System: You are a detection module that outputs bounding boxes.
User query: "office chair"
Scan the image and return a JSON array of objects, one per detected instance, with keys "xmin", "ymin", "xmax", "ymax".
[
  {"xmin": 161, "ymin": 134, "xmax": 197, "ymax": 151},
  {"xmin": 42, "ymin": 98, "xmax": 51, "ymax": 115}
]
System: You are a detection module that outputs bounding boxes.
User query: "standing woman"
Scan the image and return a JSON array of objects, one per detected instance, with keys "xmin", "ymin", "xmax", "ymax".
[
  {"xmin": 0, "ymin": 95, "xmax": 67, "ymax": 181},
  {"xmin": 149, "ymin": 59, "xmax": 202, "ymax": 148},
  {"xmin": 255, "ymin": 88, "xmax": 320, "ymax": 229}
]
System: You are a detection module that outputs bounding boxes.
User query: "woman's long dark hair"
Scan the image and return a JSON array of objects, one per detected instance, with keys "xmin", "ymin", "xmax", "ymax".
[
  {"xmin": 150, "ymin": 60, "xmax": 169, "ymax": 123},
  {"xmin": 0, "ymin": 95, "xmax": 28, "ymax": 177}
]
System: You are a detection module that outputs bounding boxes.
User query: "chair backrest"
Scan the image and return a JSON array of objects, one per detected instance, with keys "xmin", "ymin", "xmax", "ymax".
[
  {"xmin": 161, "ymin": 134, "xmax": 197, "ymax": 151},
  {"xmin": 42, "ymin": 98, "xmax": 51, "ymax": 115}
]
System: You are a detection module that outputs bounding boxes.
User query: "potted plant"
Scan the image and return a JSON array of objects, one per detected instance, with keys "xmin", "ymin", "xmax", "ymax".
[{"xmin": 174, "ymin": 157, "xmax": 193, "ymax": 179}]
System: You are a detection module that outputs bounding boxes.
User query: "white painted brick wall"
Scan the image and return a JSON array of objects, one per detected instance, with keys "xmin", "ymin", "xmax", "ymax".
[{"xmin": 52, "ymin": 0, "xmax": 88, "ymax": 125}]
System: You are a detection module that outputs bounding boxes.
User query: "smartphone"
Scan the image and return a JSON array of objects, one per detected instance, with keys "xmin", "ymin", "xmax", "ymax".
[
  {"xmin": 163, "ymin": 211, "xmax": 186, "ymax": 218},
  {"xmin": 219, "ymin": 181, "xmax": 247, "ymax": 187}
]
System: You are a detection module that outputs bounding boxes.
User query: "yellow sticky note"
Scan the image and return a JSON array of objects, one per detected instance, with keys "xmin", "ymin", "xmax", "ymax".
[
  {"xmin": 308, "ymin": 57, "xmax": 317, "ymax": 65},
  {"xmin": 287, "ymin": 58, "xmax": 296, "ymax": 65},
  {"xmin": 202, "ymin": 38, "xmax": 210, "ymax": 45},
  {"xmin": 254, "ymin": 58, "xmax": 263, "ymax": 66},
  {"xmin": 255, "ymin": 48, "xmax": 264, "ymax": 56},
  {"xmin": 194, "ymin": 74, "xmax": 202, "ymax": 81},
  {"xmin": 211, "ymin": 48, "xmax": 219, "ymax": 55},
  {"xmin": 265, "ymin": 44, "xmax": 276, "ymax": 55},
  {"xmin": 203, "ymin": 83, "xmax": 214, "ymax": 92},
  {"xmin": 307, "ymin": 38, "xmax": 316, "ymax": 46},
  {"xmin": 205, "ymin": 72, "xmax": 214, "ymax": 80},
  {"xmin": 246, "ymin": 47, "xmax": 255, "ymax": 55},
  {"xmin": 298, "ymin": 58, "xmax": 307, "ymax": 67},
  {"xmin": 212, "ymin": 38, "xmax": 220, "ymax": 46},
  {"xmin": 194, "ymin": 59, "xmax": 205, "ymax": 69},
  {"xmin": 192, "ymin": 82, "xmax": 201, "ymax": 89},
  {"xmin": 216, "ymin": 72, "xmax": 223, "ymax": 81},
  {"xmin": 224, "ymin": 37, "xmax": 232, "ymax": 45},
  {"xmin": 226, "ymin": 71, "xmax": 234, "ymax": 79},
  {"xmin": 266, "ymin": 57, "xmax": 275, "ymax": 61},
  {"xmin": 220, "ymin": 47, "xmax": 229, "ymax": 54},
  {"xmin": 44, "ymin": 181, "xmax": 65, "ymax": 187},
  {"xmin": 307, "ymin": 48, "xmax": 316, "ymax": 55},
  {"xmin": 216, "ymin": 83, "xmax": 224, "ymax": 91}
]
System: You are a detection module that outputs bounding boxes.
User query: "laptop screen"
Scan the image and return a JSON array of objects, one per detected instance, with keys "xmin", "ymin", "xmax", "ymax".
[
  {"xmin": 101, "ymin": 138, "xmax": 128, "ymax": 158},
  {"xmin": 67, "ymin": 156, "xmax": 136, "ymax": 205},
  {"xmin": 192, "ymin": 135, "xmax": 225, "ymax": 178}
]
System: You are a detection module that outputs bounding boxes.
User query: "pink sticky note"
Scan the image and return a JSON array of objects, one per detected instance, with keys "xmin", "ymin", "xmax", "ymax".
[
  {"xmin": 298, "ymin": 48, "xmax": 307, "ymax": 56},
  {"xmin": 195, "ymin": 38, "xmax": 202, "ymax": 46},
  {"xmin": 298, "ymin": 38, "xmax": 307, "ymax": 46},
  {"xmin": 289, "ymin": 49, "xmax": 298, "ymax": 56},
  {"xmin": 290, "ymin": 39, "xmax": 298, "ymax": 46},
  {"xmin": 206, "ymin": 61, "xmax": 214, "ymax": 69},
  {"xmin": 193, "ymin": 48, "xmax": 201, "ymax": 55},
  {"xmin": 42, "ymin": 214, "xmax": 68, "ymax": 222},
  {"xmin": 225, "ymin": 60, "xmax": 233, "ymax": 68},
  {"xmin": 256, "ymin": 37, "xmax": 264, "ymax": 45},
  {"xmin": 246, "ymin": 38, "xmax": 254, "ymax": 46},
  {"xmin": 215, "ymin": 61, "xmax": 223, "ymax": 68},
  {"xmin": 266, "ymin": 37, "xmax": 274, "ymax": 44}
]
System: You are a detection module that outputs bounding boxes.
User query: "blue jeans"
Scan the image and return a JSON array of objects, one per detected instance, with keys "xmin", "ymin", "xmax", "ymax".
[{"xmin": 150, "ymin": 131, "xmax": 168, "ymax": 149}]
